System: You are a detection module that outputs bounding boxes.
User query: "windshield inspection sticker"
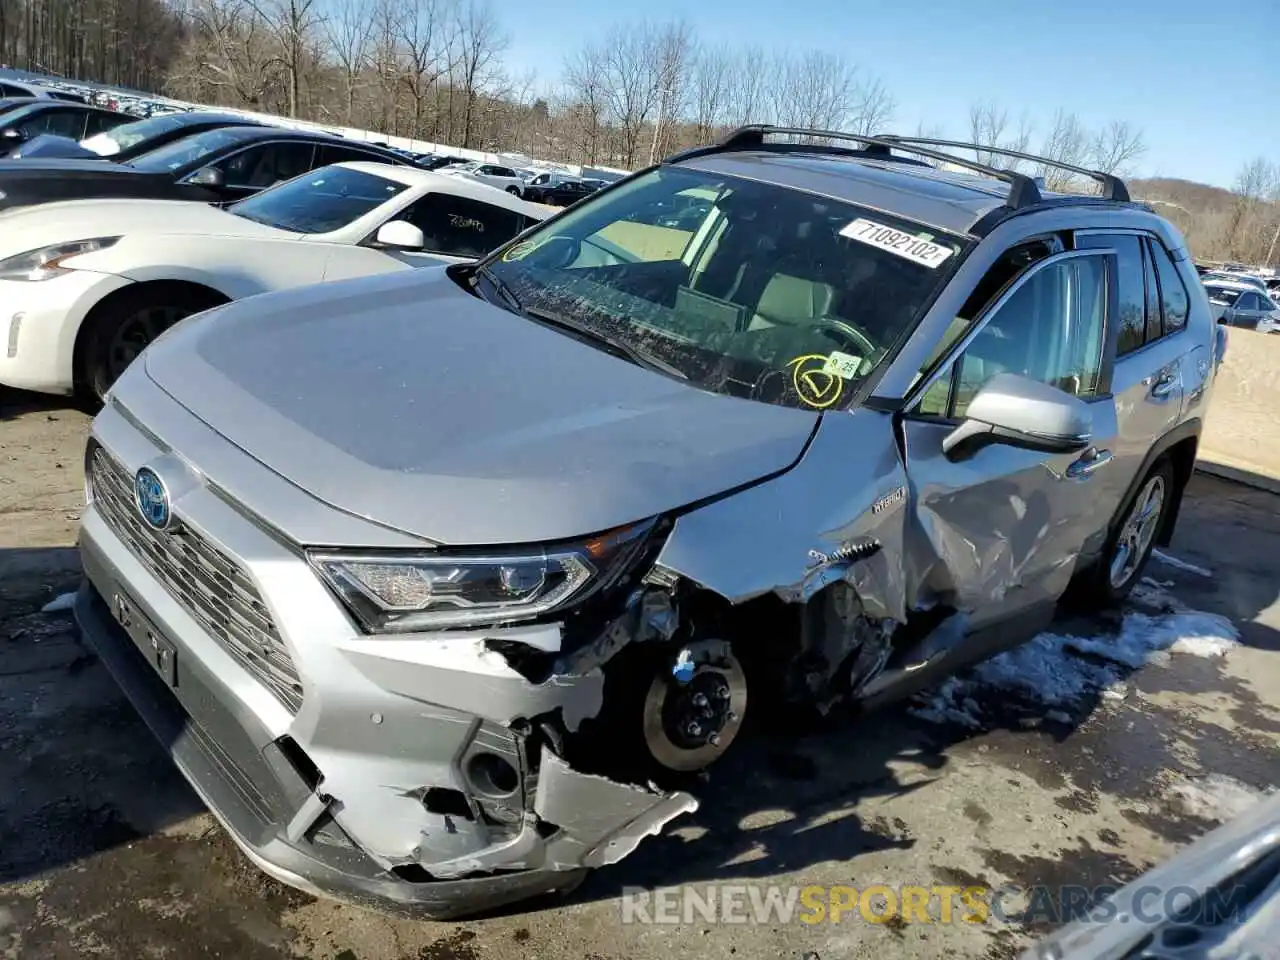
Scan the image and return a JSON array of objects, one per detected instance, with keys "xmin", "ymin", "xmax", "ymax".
[
  {"xmin": 823, "ymin": 351, "xmax": 863, "ymax": 379},
  {"xmin": 840, "ymin": 218, "xmax": 955, "ymax": 269}
]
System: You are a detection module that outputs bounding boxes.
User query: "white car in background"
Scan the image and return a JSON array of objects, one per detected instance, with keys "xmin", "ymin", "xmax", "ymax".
[
  {"xmin": 0, "ymin": 161, "xmax": 549, "ymax": 401},
  {"xmin": 439, "ymin": 160, "xmax": 526, "ymax": 194}
]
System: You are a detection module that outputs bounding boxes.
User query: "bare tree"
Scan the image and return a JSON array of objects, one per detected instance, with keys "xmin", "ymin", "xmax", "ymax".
[
  {"xmin": 1091, "ymin": 120, "xmax": 1145, "ymax": 175},
  {"xmin": 451, "ymin": 0, "xmax": 507, "ymax": 148},
  {"xmin": 325, "ymin": 0, "xmax": 374, "ymax": 123},
  {"xmin": 247, "ymin": 0, "xmax": 324, "ymax": 117},
  {"xmin": 561, "ymin": 41, "xmax": 606, "ymax": 164},
  {"xmin": 1036, "ymin": 109, "xmax": 1089, "ymax": 190},
  {"xmin": 689, "ymin": 42, "xmax": 732, "ymax": 143},
  {"xmin": 597, "ymin": 22, "xmax": 660, "ymax": 167},
  {"xmin": 171, "ymin": 0, "xmax": 282, "ymax": 110},
  {"xmin": 724, "ymin": 44, "xmax": 767, "ymax": 126},
  {"xmin": 399, "ymin": 0, "xmax": 446, "ymax": 138},
  {"xmin": 851, "ymin": 77, "xmax": 895, "ymax": 135},
  {"xmin": 646, "ymin": 19, "xmax": 693, "ymax": 162}
]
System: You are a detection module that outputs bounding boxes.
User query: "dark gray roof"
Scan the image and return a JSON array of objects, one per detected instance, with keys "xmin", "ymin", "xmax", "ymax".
[{"xmin": 682, "ymin": 150, "xmax": 1043, "ymax": 237}]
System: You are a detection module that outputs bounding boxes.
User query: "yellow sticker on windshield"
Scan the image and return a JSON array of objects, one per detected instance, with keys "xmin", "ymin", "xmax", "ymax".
[
  {"xmin": 787, "ymin": 354, "xmax": 845, "ymax": 409},
  {"xmin": 502, "ymin": 239, "xmax": 542, "ymax": 262}
]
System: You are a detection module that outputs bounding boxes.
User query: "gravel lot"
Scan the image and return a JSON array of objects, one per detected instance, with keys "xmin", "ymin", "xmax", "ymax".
[{"xmin": 2, "ymin": 388, "xmax": 1278, "ymax": 960}]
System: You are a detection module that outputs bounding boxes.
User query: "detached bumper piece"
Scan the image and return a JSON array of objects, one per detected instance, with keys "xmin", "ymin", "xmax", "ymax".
[{"xmin": 74, "ymin": 574, "xmax": 695, "ymax": 919}]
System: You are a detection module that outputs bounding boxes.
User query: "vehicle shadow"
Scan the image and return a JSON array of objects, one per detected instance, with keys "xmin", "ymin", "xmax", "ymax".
[
  {"xmin": 0, "ymin": 386, "xmax": 81, "ymax": 423},
  {"xmin": 0, "ymin": 546, "xmax": 206, "ymax": 887}
]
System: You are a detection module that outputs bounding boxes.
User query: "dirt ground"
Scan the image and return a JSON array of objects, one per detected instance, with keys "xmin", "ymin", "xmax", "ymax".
[{"xmin": 1, "ymin": 388, "xmax": 1278, "ymax": 960}]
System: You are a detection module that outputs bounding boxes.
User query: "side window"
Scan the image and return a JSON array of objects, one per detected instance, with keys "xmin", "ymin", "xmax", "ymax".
[
  {"xmin": 1148, "ymin": 240, "xmax": 1189, "ymax": 333},
  {"xmin": 401, "ymin": 193, "xmax": 524, "ymax": 258},
  {"xmin": 0, "ymin": 83, "xmax": 23, "ymax": 96},
  {"xmin": 1141, "ymin": 241, "xmax": 1162, "ymax": 343},
  {"xmin": 317, "ymin": 144, "xmax": 386, "ymax": 166},
  {"xmin": 915, "ymin": 237, "xmax": 1059, "ymax": 414},
  {"xmin": 84, "ymin": 112, "xmax": 124, "ymax": 137},
  {"xmin": 918, "ymin": 254, "xmax": 1110, "ymax": 420},
  {"xmin": 218, "ymin": 142, "xmax": 315, "ymax": 188},
  {"xmin": 21, "ymin": 108, "xmax": 84, "ymax": 139},
  {"xmin": 1077, "ymin": 234, "xmax": 1145, "ymax": 356},
  {"xmin": 1237, "ymin": 292, "xmax": 1260, "ymax": 311}
]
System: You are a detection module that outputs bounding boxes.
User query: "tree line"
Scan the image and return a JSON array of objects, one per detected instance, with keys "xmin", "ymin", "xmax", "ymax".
[{"xmin": 0, "ymin": 0, "xmax": 1275, "ymax": 265}]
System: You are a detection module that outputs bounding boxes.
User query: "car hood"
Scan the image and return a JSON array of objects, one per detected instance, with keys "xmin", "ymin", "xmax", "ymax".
[
  {"xmin": 0, "ymin": 198, "xmax": 294, "ymax": 252},
  {"xmin": 0, "ymin": 157, "xmax": 156, "ymax": 179},
  {"xmin": 7, "ymin": 133, "xmax": 101, "ymax": 160},
  {"xmin": 142, "ymin": 267, "xmax": 819, "ymax": 546}
]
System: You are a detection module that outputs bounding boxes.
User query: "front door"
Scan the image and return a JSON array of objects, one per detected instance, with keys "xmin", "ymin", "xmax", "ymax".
[{"xmin": 900, "ymin": 247, "xmax": 1120, "ymax": 630}]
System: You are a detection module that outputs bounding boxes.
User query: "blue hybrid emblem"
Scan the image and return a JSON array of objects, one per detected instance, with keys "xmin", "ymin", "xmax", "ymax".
[{"xmin": 133, "ymin": 467, "xmax": 171, "ymax": 530}]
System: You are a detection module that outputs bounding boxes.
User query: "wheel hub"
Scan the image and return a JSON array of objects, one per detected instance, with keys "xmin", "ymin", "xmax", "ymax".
[
  {"xmin": 642, "ymin": 639, "xmax": 747, "ymax": 772},
  {"xmin": 1109, "ymin": 474, "xmax": 1166, "ymax": 589}
]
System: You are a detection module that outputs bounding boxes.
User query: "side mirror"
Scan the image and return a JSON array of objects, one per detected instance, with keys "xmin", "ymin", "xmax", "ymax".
[
  {"xmin": 375, "ymin": 220, "xmax": 426, "ymax": 251},
  {"xmin": 187, "ymin": 165, "xmax": 225, "ymax": 188},
  {"xmin": 0, "ymin": 127, "xmax": 27, "ymax": 143},
  {"xmin": 942, "ymin": 372, "xmax": 1092, "ymax": 461}
]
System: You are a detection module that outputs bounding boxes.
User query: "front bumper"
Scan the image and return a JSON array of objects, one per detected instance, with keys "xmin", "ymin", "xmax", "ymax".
[
  {"xmin": 75, "ymin": 385, "xmax": 696, "ymax": 918},
  {"xmin": 0, "ymin": 270, "xmax": 133, "ymax": 394}
]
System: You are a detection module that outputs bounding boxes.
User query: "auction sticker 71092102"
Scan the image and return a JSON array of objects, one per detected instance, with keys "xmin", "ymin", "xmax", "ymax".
[{"xmin": 840, "ymin": 218, "xmax": 955, "ymax": 269}]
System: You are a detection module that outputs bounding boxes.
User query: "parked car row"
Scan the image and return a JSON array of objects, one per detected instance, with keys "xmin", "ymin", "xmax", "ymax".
[{"xmin": 0, "ymin": 158, "xmax": 550, "ymax": 401}]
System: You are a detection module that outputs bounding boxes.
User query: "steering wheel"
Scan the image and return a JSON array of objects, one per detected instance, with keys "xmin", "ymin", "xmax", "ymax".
[
  {"xmin": 754, "ymin": 310, "xmax": 879, "ymax": 364},
  {"xmin": 808, "ymin": 316, "xmax": 878, "ymax": 360}
]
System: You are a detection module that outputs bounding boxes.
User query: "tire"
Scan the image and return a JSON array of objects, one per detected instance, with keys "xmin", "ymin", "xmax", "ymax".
[
  {"xmin": 506, "ymin": 186, "xmax": 521, "ymax": 195},
  {"xmin": 1075, "ymin": 457, "xmax": 1175, "ymax": 607},
  {"xmin": 79, "ymin": 287, "xmax": 221, "ymax": 406}
]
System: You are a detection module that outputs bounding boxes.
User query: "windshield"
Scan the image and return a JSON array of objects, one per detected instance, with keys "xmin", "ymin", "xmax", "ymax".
[
  {"xmin": 83, "ymin": 114, "xmax": 181, "ymax": 155},
  {"xmin": 228, "ymin": 165, "xmax": 407, "ymax": 233},
  {"xmin": 1205, "ymin": 285, "xmax": 1242, "ymax": 306},
  {"xmin": 479, "ymin": 166, "xmax": 967, "ymax": 411},
  {"xmin": 127, "ymin": 127, "xmax": 247, "ymax": 173}
]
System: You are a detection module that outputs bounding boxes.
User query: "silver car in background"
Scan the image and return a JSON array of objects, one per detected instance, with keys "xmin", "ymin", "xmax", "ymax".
[{"xmin": 75, "ymin": 126, "xmax": 1221, "ymax": 917}]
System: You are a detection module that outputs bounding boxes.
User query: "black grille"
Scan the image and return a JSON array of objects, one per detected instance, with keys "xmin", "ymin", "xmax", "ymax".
[{"xmin": 89, "ymin": 445, "xmax": 304, "ymax": 712}]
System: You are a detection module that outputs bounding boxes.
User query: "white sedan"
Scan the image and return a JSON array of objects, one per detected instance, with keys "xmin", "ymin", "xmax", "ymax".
[{"xmin": 0, "ymin": 162, "xmax": 550, "ymax": 400}]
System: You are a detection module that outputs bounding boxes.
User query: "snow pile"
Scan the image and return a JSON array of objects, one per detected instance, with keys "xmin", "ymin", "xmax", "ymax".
[
  {"xmin": 1169, "ymin": 774, "xmax": 1275, "ymax": 823},
  {"xmin": 40, "ymin": 591, "xmax": 77, "ymax": 613},
  {"xmin": 1151, "ymin": 549, "xmax": 1213, "ymax": 578},
  {"xmin": 910, "ymin": 598, "xmax": 1239, "ymax": 729}
]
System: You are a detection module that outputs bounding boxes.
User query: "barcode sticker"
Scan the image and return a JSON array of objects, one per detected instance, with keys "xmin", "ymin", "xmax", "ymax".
[{"xmin": 840, "ymin": 218, "xmax": 955, "ymax": 269}]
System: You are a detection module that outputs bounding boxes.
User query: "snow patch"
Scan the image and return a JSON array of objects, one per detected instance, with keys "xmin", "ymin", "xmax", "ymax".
[
  {"xmin": 1169, "ymin": 774, "xmax": 1275, "ymax": 823},
  {"xmin": 1151, "ymin": 549, "xmax": 1213, "ymax": 578},
  {"xmin": 41, "ymin": 592, "xmax": 76, "ymax": 614},
  {"xmin": 910, "ymin": 601, "xmax": 1239, "ymax": 729}
]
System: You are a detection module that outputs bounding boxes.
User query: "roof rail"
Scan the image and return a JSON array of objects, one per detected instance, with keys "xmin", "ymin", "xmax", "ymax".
[
  {"xmin": 671, "ymin": 124, "xmax": 1046, "ymax": 211},
  {"xmin": 872, "ymin": 135, "xmax": 1131, "ymax": 202}
]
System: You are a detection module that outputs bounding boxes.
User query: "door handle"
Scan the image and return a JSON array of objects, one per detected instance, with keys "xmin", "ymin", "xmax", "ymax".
[
  {"xmin": 1149, "ymin": 371, "xmax": 1176, "ymax": 399},
  {"xmin": 1066, "ymin": 448, "xmax": 1113, "ymax": 479}
]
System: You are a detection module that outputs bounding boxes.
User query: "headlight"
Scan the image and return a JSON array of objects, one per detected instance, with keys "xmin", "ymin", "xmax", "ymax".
[
  {"xmin": 310, "ymin": 520, "xmax": 657, "ymax": 633},
  {"xmin": 0, "ymin": 237, "xmax": 121, "ymax": 281}
]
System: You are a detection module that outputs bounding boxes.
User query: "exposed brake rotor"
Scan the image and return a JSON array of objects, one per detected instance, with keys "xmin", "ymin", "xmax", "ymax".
[{"xmin": 642, "ymin": 639, "xmax": 747, "ymax": 773}]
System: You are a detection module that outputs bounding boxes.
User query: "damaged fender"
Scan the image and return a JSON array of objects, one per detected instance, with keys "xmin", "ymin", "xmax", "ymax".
[{"xmin": 654, "ymin": 410, "xmax": 913, "ymax": 622}]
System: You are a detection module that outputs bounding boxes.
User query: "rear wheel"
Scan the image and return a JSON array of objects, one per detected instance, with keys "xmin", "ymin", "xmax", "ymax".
[
  {"xmin": 506, "ymin": 185, "xmax": 521, "ymax": 195},
  {"xmin": 1075, "ymin": 458, "xmax": 1174, "ymax": 606},
  {"xmin": 79, "ymin": 288, "xmax": 222, "ymax": 405}
]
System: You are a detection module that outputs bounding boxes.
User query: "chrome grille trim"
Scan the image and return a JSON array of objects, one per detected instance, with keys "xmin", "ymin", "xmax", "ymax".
[{"xmin": 88, "ymin": 444, "xmax": 304, "ymax": 712}]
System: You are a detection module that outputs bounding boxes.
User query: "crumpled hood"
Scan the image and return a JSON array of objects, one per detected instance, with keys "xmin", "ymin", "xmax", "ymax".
[{"xmin": 143, "ymin": 267, "xmax": 819, "ymax": 546}]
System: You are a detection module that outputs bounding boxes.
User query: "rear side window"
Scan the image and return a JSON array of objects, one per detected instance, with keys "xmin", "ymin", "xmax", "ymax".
[
  {"xmin": 1084, "ymin": 234, "xmax": 1145, "ymax": 356},
  {"xmin": 1148, "ymin": 240, "xmax": 1189, "ymax": 333},
  {"xmin": 402, "ymin": 193, "xmax": 525, "ymax": 258}
]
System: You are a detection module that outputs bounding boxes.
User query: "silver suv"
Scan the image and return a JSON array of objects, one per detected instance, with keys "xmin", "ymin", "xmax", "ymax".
[{"xmin": 75, "ymin": 126, "xmax": 1225, "ymax": 918}]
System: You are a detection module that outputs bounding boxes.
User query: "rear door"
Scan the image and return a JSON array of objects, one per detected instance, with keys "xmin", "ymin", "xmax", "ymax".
[{"xmin": 900, "ymin": 246, "xmax": 1120, "ymax": 630}]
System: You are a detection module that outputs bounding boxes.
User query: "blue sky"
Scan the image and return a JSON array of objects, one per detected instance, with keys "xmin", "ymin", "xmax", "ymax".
[{"xmin": 504, "ymin": 0, "xmax": 1276, "ymax": 189}]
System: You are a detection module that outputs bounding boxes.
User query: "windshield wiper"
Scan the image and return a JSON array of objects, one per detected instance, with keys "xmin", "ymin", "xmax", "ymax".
[
  {"xmin": 523, "ymin": 307, "xmax": 688, "ymax": 380},
  {"xmin": 473, "ymin": 264, "xmax": 525, "ymax": 314}
]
